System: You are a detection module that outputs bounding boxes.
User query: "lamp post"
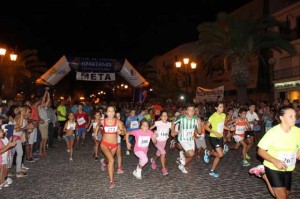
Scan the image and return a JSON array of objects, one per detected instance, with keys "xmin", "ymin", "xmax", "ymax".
[
  {"xmin": 175, "ymin": 58, "xmax": 196, "ymax": 103},
  {"xmin": 0, "ymin": 47, "xmax": 18, "ymax": 97}
]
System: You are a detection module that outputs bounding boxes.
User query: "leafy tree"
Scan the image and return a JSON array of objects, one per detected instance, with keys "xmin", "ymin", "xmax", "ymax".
[{"xmin": 193, "ymin": 12, "xmax": 296, "ymax": 103}]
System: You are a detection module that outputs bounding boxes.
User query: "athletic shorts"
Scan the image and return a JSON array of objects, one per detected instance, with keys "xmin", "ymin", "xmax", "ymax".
[
  {"xmin": 265, "ymin": 166, "xmax": 292, "ymax": 191},
  {"xmin": 195, "ymin": 138, "xmax": 207, "ymax": 149},
  {"xmin": 209, "ymin": 137, "xmax": 224, "ymax": 150},
  {"xmin": 233, "ymin": 135, "xmax": 244, "ymax": 143},
  {"xmin": 179, "ymin": 140, "xmax": 195, "ymax": 152}
]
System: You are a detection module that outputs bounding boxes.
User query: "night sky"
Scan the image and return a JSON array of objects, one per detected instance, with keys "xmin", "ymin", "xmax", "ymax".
[{"xmin": 1, "ymin": 0, "xmax": 252, "ymax": 67}]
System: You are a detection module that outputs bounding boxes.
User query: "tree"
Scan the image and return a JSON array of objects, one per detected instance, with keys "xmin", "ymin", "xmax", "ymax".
[
  {"xmin": 3, "ymin": 49, "xmax": 47, "ymax": 99},
  {"xmin": 193, "ymin": 12, "xmax": 296, "ymax": 103}
]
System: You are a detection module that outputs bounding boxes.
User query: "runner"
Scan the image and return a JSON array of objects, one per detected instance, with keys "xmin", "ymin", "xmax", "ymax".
[
  {"xmin": 126, "ymin": 119, "xmax": 157, "ymax": 179},
  {"xmin": 74, "ymin": 104, "xmax": 90, "ymax": 150},
  {"xmin": 63, "ymin": 112, "xmax": 76, "ymax": 161},
  {"xmin": 115, "ymin": 111, "xmax": 126, "ymax": 174},
  {"xmin": 95, "ymin": 106, "xmax": 123, "ymax": 188},
  {"xmin": 87, "ymin": 111, "xmax": 102, "ymax": 160},
  {"xmin": 149, "ymin": 111, "xmax": 171, "ymax": 175},
  {"xmin": 249, "ymin": 106, "xmax": 300, "ymax": 198},
  {"xmin": 204, "ymin": 102, "xmax": 234, "ymax": 178},
  {"xmin": 228, "ymin": 108, "xmax": 251, "ymax": 166},
  {"xmin": 245, "ymin": 103, "xmax": 259, "ymax": 160},
  {"xmin": 171, "ymin": 104, "xmax": 201, "ymax": 174},
  {"xmin": 125, "ymin": 109, "xmax": 139, "ymax": 155}
]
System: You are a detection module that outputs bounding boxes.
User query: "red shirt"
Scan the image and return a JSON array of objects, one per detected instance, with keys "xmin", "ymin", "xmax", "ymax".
[
  {"xmin": 29, "ymin": 105, "xmax": 39, "ymax": 121},
  {"xmin": 75, "ymin": 112, "xmax": 89, "ymax": 128}
]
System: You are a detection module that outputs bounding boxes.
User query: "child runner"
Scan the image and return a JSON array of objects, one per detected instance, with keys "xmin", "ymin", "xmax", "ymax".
[
  {"xmin": 204, "ymin": 102, "xmax": 234, "ymax": 178},
  {"xmin": 125, "ymin": 109, "xmax": 139, "ymax": 155},
  {"xmin": 63, "ymin": 112, "xmax": 76, "ymax": 161},
  {"xmin": 149, "ymin": 111, "xmax": 171, "ymax": 175},
  {"xmin": 88, "ymin": 111, "xmax": 102, "ymax": 161},
  {"xmin": 245, "ymin": 103, "xmax": 259, "ymax": 160},
  {"xmin": 228, "ymin": 108, "xmax": 251, "ymax": 166},
  {"xmin": 95, "ymin": 106, "xmax": 123, "ymax": 188},
  {"xmin": 194, "ymin": 117, "xmax": 206, "ymax": 160},
  {"xmin": 126, "ymin": 119, "xmax": 157, "ymax": 179},
  {"xmin": 74, "ymin": 104, "xmax": 90, "ymax": 150},
  {"xmin": 171, "ymin": 104, "xmax": 201, "ymax": 174}
]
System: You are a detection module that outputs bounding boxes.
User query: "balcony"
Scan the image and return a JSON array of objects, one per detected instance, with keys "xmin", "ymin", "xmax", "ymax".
[{"xmin": 273, "ymin": 65, "xmax": 300, "ymax": 80}]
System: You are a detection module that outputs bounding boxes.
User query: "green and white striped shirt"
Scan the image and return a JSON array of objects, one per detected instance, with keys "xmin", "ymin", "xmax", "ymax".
[{"xmin": 174, "ymin": 115, "xmax": 199, "ymax": 141}]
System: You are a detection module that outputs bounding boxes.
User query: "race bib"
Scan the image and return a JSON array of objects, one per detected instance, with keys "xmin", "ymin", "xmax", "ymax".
[
  {"xmin": 104, "ymin": 126, "xmax": 118, "ymax": 133},
  {"xmin": 130, "ymin": 121, "xmax": 139, "ymax": 129},
  {"xmin": 137, "ymin": 136, "xmax": 150, "ymax": 147},
  {"xmin": 68, "ymin": 123, "xmax": 76, "ymax": 130},
  {"xmin": 157, "ymin": 129, "xmax": 169, "ymax": 140},
  {"xmin": 217, "ymin": 123, "xmax": 224, "ymax": 133},
  {"xmin": 182, "ymin": 129, "xmax": 194, "ymax": 140},
  {"xmin": 92, "ymin": 122, "xmax": 98, "ymax": 129},
  {"xmin": 77, "ymin": 117, "xmax": 86, "ymax": 126},
  {"xmin": 278, "ymin": 152, "xmax": 297, "ymax": 167},
  {"xmin": 235, "ymin": 125, "xmax": 245, "ymax": 135}
]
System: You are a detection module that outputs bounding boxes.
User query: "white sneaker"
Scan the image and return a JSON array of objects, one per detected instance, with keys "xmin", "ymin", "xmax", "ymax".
[
  {"xmin": 6, "ymin": 177, "xmax": 13, "ymax": 185},
  {"xmin": 178, "ymin": 164, "xmax": 188, "ymax": 174},
  {"xmin": 133, "ymin": 169, "xmax": 142, "ymax": 179},
  {"xmin": 67, "ymin": 149, "xmax": 70, "ymax": 153},
  {"xmin": 179, "ymin": 151, "xmax": 184, "ymax": 159},
  {"xmin": 69, "ymin": 157, "xmax": 73, "ymax": 161}
]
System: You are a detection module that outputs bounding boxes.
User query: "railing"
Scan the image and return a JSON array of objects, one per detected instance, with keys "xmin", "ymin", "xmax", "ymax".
[{"xmin": 273, "ymin": 65, "xmax": 300, "ymax": 80}]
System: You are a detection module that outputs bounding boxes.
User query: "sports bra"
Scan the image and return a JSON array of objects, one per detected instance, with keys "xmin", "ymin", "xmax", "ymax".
[{"xmin": 103, "ymin": 119, "xmax": 118, "ymax": 135}]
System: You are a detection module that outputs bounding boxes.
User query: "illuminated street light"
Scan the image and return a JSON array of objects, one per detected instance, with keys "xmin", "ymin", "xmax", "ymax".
[{"xmin": 175, "ymin": 57, "xmax": 197, "ymax": 103}]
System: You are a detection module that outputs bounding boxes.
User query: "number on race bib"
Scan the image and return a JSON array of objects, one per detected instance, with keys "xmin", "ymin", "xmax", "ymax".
[{"xmin": 137, "ymin": 136, "xmax": 150, "ymax": 147}]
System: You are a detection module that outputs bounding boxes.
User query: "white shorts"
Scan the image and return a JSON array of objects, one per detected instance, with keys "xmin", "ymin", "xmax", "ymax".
[
  {"xmin": 179, "ymin": 140, "xmax": 195, "ymax": 152},
  {"xmin": 28, "ymin": 128, "xmax": 37, "ymax": 144},
  {"xmin": 195, "ymin": 139, "xmax": 207, "ymax": 149},
  {"xmin": 233, "ymin": 135, "xmax": 244, "ymax": 143}
]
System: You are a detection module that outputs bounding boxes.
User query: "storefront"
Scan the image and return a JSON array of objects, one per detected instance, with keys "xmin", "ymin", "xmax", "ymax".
[{"xmin": 274, "ymin": 80, "xmax": 300, "ymax": 101}]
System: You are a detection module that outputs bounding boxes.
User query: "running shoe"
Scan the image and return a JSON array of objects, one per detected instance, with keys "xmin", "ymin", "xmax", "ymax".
[
  {"xmin": 209, "ymin": 170, "xmax": 219, "ymax": 178},
  {"xmin": 5, "ymin": 177, "xmax": 13, "ymax": 185},
  {"xmin": 162, "ymin": 168, "xmax": 169, "ymax": 175},
  {"xmin": 151, "ymin": 158, "xmax": 157, "ymax": 170},
  {"xmin": 133, "ymin": 170, "xmax": 142, "ymax": 179},
  {"xmin": 249, "ymin": 165, "xmax": 265, "ymax": 177},
  {"xmin": 109, "ymin": 180, "xmax": 115, "ymax": 189},
  {"xmin": 246, "ymin": 153, "xmax": 251, "ymax": 160},
  {"xmin": 22, "ymin": 164, "xmax": 30, "ymax": 170},
  {"xmin": 126, "ymin": 150, "xmax": 130, "ymax": 155},
  {"xmin": 204, "ymin": 149, "xmax": 210, "ymax": 163},
  {"xmin": 223, "ymin": 144, "xmax": 229, "ymax": 155},
  {"xmin": 94, "ymin": 157, "xmax": 99, "ymax": 161},
  {"xmin": 242, "ymin": 160, "xmax": 250, "ymax": 167},
  {"xmin": 117, "ymin": 168, "xmax": 124, "ymax": 174},
  {"xmin": 178, "ymin": 164, "xmax": 188, "ymax": 174},
  {"xmin": 69, "ymin": 157, "xmax": 73, "ymax": 161}
]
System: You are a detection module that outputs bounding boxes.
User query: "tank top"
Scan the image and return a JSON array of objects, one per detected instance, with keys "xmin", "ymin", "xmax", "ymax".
[
  {"xmin": 235, "ymin": 118, "xmax": 247, "ymax": 136},
  {"xmin": 13, "ymin": 116, "xmax": 27, "ymax": 137},
  {"xmin": 103, "ymin": 119, "xmax": 118, "ymax": 135}
]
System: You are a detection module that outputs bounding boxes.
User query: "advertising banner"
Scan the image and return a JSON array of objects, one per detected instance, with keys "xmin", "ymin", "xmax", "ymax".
[{"xmin": 35, "ymin": 55, "xmax": 71, "ymax": 86}]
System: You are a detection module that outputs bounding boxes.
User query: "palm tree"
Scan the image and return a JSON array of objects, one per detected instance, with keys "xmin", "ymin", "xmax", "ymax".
[
  {"xmin": 193, "ymin": 12, "xmax": 296, "ymax": 103},
  {"xmin": 3, "ymin": 49, "xmax": 47, "ymax": 99}
]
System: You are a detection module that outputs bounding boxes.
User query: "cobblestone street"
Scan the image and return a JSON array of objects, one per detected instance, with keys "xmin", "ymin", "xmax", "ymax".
[{"xmin": 1, "ymin": 137, "xmax": 299, "ymax": 199}]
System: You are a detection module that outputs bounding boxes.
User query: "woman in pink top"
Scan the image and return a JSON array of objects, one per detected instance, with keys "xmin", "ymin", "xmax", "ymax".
[{"xmin": 126, "ymin": 119, "xmax": 157, "ymax": 180}]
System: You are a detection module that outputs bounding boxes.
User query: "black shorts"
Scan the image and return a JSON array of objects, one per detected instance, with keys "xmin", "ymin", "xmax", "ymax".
[
  {"xmin": 58, "ymin": 121, "xmax": 66, "ymax": 128},
  {"xmin": 209, "ymin": 137, "xmax": 224, "ymax": 150},
  {"xmin": 245, "ymin": 131, "xmax": 254, "ymax": 138},
  {"xmin": 265, "ymin": 166, "xmax": 292, "ymax": 190}
]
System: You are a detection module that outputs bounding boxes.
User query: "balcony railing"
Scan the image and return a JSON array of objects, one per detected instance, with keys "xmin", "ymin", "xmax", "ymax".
[{"xmin": 273, "ymin": 65, "xmax": 300, "ymax": 80}]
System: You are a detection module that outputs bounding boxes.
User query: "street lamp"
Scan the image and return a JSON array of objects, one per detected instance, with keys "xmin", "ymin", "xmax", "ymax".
[
  {"xmin": 0, "ymin": 47, "xmax": 18, "ymax": 97},
  {"xmin": 175, "ymin": 58, "xmax": 197, "ymax": 103}
]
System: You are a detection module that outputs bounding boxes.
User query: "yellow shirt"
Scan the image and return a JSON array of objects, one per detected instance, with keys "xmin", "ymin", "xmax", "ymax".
[
  {"xmin": 57, "ymin": 105, "xmax": 67, "ymax": 121},
  {"xmin": 258, "ymin": 125, "xmax": 300, "ymax": 171},
  {"xmin": 208, "ymin": 112, "xmax": 226, "ymax": 138}
]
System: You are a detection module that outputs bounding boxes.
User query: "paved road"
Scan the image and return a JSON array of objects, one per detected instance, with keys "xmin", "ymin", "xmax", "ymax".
[{"xmin": 2, "ymin": 136, "xmax": 300, "ymax": 199}]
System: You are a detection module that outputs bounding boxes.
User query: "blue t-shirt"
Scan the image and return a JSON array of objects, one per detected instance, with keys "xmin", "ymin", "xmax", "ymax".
[{"xmin": 125, "ymin": 116, "xmax": 139, "ymax": 131}]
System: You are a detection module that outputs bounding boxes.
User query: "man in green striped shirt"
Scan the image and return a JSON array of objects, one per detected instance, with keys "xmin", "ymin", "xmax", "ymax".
[{"xmin": 171, "ymin": 104, "xmax": 201, "ymax": 174}]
